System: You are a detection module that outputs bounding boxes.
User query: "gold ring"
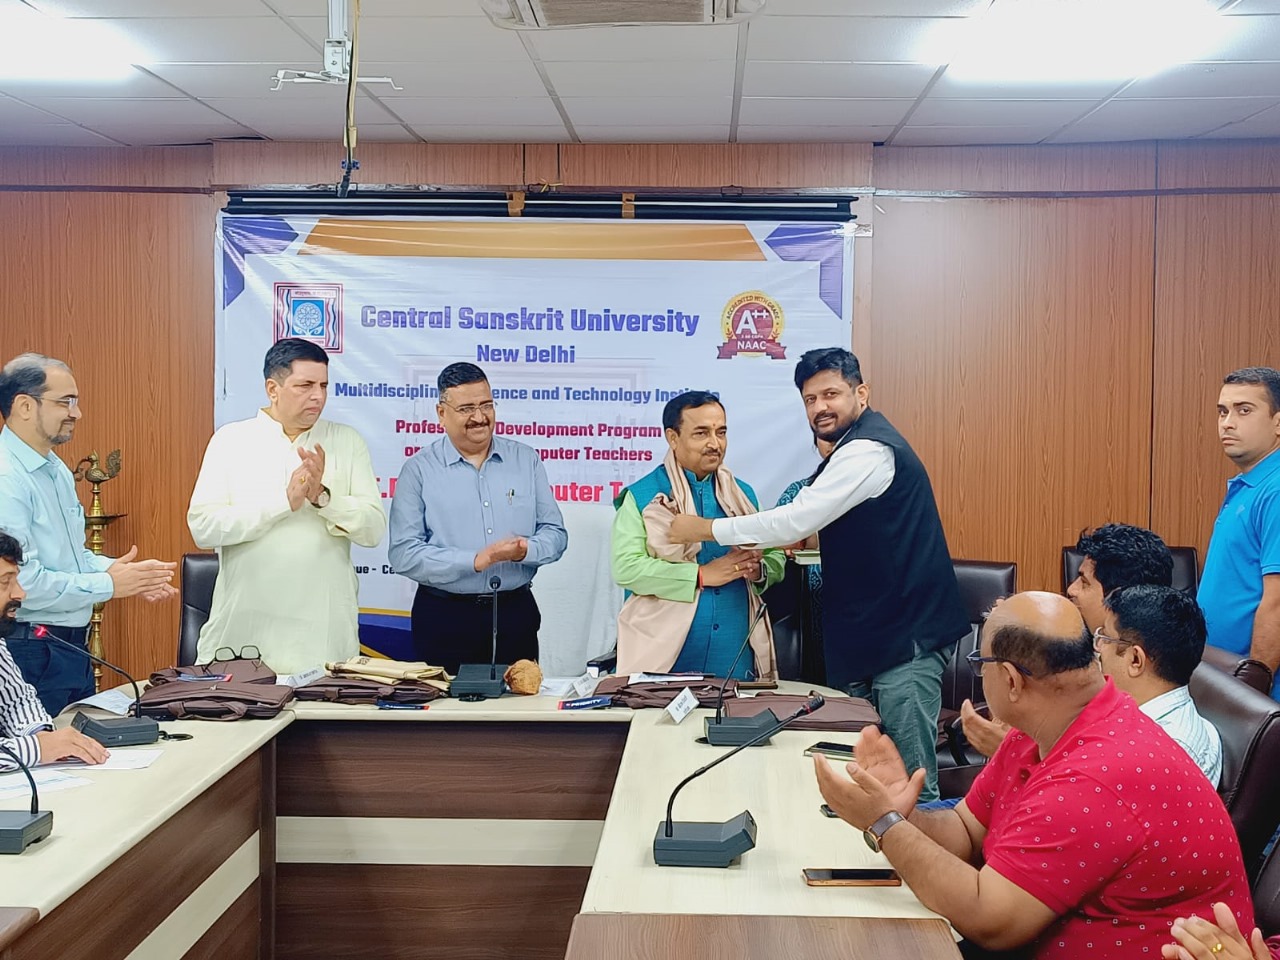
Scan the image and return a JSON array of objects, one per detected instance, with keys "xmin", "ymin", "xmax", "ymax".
[
  {"xmin": 1212, "ymin": 945, "xmax": 1224, "ymax": 955},
  {"xmin": 734, "ymin": 564, "xmax": 740, "ymax": 572}
]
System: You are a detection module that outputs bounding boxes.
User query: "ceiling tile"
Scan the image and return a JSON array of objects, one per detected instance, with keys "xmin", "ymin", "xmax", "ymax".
[
  {"xmin": 542, "ymin": 59, "xmax": 736, "ymax": 98},
  {"xmin": 575, "ymin": 126, "xmax": 731, "ymax": 142},
  {"xmin": 77, "ymin": 118, "xmax": 257, "ymax": 145},
  {"xmin": 381, "ymin": 97, "xmax": 564, "ymax": 125},
  {"xmin": 1226, "ymin": 2, "xmax": 1280, "ymax": 11},
  {"xmin": 1051, "ymin": 97, "xmax": 1280, "ymax": 142},
  {"xmin": 1207, "ymin": 14, "xmax": 1280, "ymax": 60},
  {"xmin": 273, "ymin": 0, "xmax": 486, "ymax": 14},
  {"xmin": 289, "ymin": 16, "xmax": 528, "ymax": 61},
  {"xmin": 408, "ymin": 124, "xmax": 567, "ymax": 142},
  {"xmin": 735, "ymin": 124, "xmax": 895, "ymax": 142},
  {"xmin": 203, "ymin": 94, "xmax": 396, "ymax": 126},
  {"xmin": 1120, "ymin": 61, "xmax": 1280, "ymax": 99},
  {"xmin": 0, "ymin": 123, "xmax": 121, "ymax": 145},
  {"xmin": 0, "ymin": 68, "xmax": 180, "ymax": 99},
  {"xmin": 1205, "ymin": 103, "xmax": 1280, "ymax": 137},
  {"xmin": 28, "ymin": 0, "xmax": 270, "ymax": 15},
  {"xmin": 748, "ymin": 15, "xmax": 948, "ymax": 63},
  {"xmin": 738, "ymin": 96, "xmax": 913, "ymax": 125},
  {"xmin": 929, "ymin": 72, "xmax": 1124, "ymax": 100},
  {"xmin": 561, "ymin": 96, "xmax": 732, "ymax": 125},
  {"xmin": 360, "ymin": 59, "xmax": 546, "ymax": 98},
  {"xmin": 526, "ymin": 24, "xmax": 739, "ymax": 61},
  {"xmin": 743, "ymin": 61, "xmax": 936, "ymax": 98},
  {"xmin": 21, "ymin": 96, "xmax": 231, "ymax": 125},
  {"xmin": 259, "ymin": 122, "xmax": 419, "ymax": 142},
  {"xmin": 761, "ymin": 0, "xmax": 987, "ymax": 14},
  {"xmin": 146, "ymin": 63, "xmax": 323, "ymax": 98},
  {"xmin": 909, "ymin": 98, "xmax": 1095, "ymax": 125},
  {"xmin": 115, "ymin": 17, "xmax": 319, "ymax": 63},
  {"xmin": 892, "ymin": 125, "xmax": 1058, "ymax": 145},
  {"xmin": 0, "ymin": 95, "xmax": 67, "ymax": 124}
]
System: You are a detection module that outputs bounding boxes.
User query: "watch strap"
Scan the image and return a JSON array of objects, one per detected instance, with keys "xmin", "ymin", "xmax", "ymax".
[{"xmin": 868, "ymin": 810, "xmax": 905, "ymax": 842}]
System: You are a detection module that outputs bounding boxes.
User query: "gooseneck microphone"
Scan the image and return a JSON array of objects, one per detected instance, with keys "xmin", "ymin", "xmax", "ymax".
[
  {"xmin": 33, "ymin": 625, "xmax": 159, "ymax": 747},
  {"xmin": 489, "ymin": 574, "xmax": 501, "ymax": 681},
  {"xmin": 654, "ymin": 695, "xmax": 825, "ymax": 868},
  {"xmin": 0, "ymin": 744, "xmax": 53, "ymax": 854},
  {"xmin": 704, "ymin": 601, "xmax": 778, "ymax": 747},
  {"xmin": 451, "ymin": 575, "xmax": 508, "ymax": 700}
]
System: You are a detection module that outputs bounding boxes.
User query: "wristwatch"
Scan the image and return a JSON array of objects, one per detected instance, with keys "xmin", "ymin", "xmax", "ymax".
[
  {"xmin": 312, "ymin": 485, "xmax": 331, "ymax": 509},
  {"xmin": 863, "ymin": 810, "xmax": 905, "ymax": 853}
]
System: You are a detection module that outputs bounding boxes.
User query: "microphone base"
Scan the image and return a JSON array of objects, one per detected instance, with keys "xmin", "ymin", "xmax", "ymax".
[
  {"xmin": 71, "ymin": 711, "xmax": 160, "ymax": 747},
  {"xmin": 0, "ymin": 810, "xmax": 53, "ymax": 855},
  {"xmin": 703, "ymin": 709, "xmax": 780, "ymax": 746},
  {"xmin": 652, "ymin": 810, "xmax": 757, "ymax": 868},
  {"xmin": 450, "ymin": 663, "xmax": 508, "ymax": 700}
]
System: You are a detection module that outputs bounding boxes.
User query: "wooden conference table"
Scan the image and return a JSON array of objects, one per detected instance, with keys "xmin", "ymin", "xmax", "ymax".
[{"xmin": 0, "ymin": 682, "xmax": 959, "ymax": 960}]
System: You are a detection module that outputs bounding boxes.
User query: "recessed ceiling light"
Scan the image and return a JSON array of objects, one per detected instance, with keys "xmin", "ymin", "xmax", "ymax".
[
  {"xmin": 0, "ymin": 4, "xmax": 149, "ymax": 82},
  {"xmin": 923, "ymin": 0, "xmax": 1235, "ymax": 84}
]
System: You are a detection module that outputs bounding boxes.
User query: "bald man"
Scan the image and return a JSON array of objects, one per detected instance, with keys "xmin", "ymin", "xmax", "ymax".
[{"xmin": 815, "ymin": 592, "xmax": 1253, "ymax": 959}]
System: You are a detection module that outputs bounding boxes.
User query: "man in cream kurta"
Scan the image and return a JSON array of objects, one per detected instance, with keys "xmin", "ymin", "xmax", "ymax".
[{"xmin": 187, "ymin": 339, "xmax": 386, "ymax": 673}]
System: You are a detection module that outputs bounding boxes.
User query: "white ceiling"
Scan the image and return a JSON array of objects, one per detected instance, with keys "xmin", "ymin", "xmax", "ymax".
[{"xmin": 2, "ymin": 0, "xmax": 1280, "ymax": 147}]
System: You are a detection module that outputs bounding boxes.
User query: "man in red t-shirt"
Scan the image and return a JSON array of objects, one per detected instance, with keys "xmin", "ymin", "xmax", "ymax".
[{"xmin": 815, "ymin": 591, "xmax": 1254, "ymax": 958}]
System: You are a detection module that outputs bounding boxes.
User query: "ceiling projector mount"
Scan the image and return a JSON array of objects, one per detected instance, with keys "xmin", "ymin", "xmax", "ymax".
[{"xmin": 270, "ymin": 0, "xmax": 400, "ymax": 91}]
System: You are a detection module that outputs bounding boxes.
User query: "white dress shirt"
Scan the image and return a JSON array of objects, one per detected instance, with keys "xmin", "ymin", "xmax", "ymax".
[
  {"xmin": 1140, "ymin": 685, "xmax": 1223, "ymax": 786},
  {"xmin": 0, "ymin": 639, "xmax": 53, "ymax": 771},
  {"xmin": 187, "ymin": 411, "xmax": 386, "ymax": 673},
  {"xmin": 711, "ymin": 438, "xmax": 895, "ymax": 547}
]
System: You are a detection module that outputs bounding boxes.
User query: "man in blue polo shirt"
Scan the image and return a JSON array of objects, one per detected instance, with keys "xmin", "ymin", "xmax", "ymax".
[{"xmin": 1199, "ymin": 366, "xmax": 1280, "ymax": 699}]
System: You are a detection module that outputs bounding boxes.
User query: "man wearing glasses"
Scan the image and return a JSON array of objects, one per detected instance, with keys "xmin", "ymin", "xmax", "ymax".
[
  {"xmin": 815, "ymin": 591, "xmax": 1253, "ymax": 959},
  {"xmin": 1095, "ymin": 584, "xmax": 1221, "ymax": 784},
  {"xmin": 0, "ymin": 353, "xmax": 177, "ymax": 713},
  {"xmin": 188, "ymin": 339, "xmax": 386, "ymax": 673},
  {"xmin": 389, "ymin": 363, "xmax": 566, "ymax": 673}
]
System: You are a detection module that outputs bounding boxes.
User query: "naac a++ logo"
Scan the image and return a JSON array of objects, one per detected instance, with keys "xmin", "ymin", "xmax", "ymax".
[
  {"xmin": 273, "ymin": 282, "xmax": 344, "ymax": 352},
  {"xmin": 718, "ymin": 291, "xmax": 786, "ymax": 359}
]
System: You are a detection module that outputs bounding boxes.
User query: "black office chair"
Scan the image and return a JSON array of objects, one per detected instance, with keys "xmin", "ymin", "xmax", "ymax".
[
  {"xmin": 1061, "ymin": 545, "xmax": 1200, "ymax": 596},
  {"xmin": 178, "ymin": 553, "xmax": 219, "ymax": 666},
  {"xmin": 936, "ymin": 559, "xmax": 1017, "ymax": 799}
]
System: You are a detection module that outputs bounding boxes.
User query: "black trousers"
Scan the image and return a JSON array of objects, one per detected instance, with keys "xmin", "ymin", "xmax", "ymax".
[
  {"xmin": 6, "ymin": 625, "xmax": 94, "ymax": 715},
  {"xmin": 410, "ymin": 586, "xmax": 541, "ymax": 675}
]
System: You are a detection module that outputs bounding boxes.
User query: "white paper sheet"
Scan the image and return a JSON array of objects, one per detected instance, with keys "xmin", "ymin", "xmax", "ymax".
[
  {"xmin": 0, "ymin": 768, "xmax": 91, "ymax": 800},
  {"xmin": 50, "ymin": 749, "xmax": 163, "ymax": 771}
]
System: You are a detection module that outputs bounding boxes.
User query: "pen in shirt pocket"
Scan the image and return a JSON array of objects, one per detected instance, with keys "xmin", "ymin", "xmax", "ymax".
[{"xmin": 507, "ymin": 488, "xmax": 514, "ymax": 505}]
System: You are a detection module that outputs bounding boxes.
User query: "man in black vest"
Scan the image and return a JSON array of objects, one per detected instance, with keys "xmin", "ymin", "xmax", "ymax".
[{"xmin": 669, "ymin": 348, "xmax": 968, "ymax": 801}]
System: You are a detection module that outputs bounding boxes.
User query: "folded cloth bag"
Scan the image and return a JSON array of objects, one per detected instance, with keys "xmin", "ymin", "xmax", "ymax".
[
  {"xmin": 594, "ymin": 674, "xmax": 737, "ymax": 709},
  {"xmin": 293, "ymin": 676, "xmax": 440, "ymax": 705},
  {"xmin": 327, "ymin": 656, "xmax": 451, "ymax": 691},
  {"xmin": 137, "ymin": 680, "xmax": 294, "ymax": 721},
  {"xmin": 150, "ymin": 657, "xmax": 276, "ymax": 686},
  {"xmin": 616, "ymin": 451, "xmax": 776, "ymax": 681},
  {"xmin": 723, "ymin": 692, "xmax": 880, "ymax": 733}
]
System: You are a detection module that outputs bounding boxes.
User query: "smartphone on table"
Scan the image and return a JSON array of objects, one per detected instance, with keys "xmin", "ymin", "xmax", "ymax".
[
  {"xmin": 802, "ymin": 868, "xmax": 901, "ymax": 887},
  {"xmin": 803, "ymin": 741, "xmax": 856, "ymax": 761}
]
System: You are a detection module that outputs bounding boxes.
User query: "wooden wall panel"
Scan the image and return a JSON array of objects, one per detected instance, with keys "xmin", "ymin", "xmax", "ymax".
[
  {"xmin": 0, "ymin": 146, "xmax": 212, "ymax": 189},
  {"xmin": 873, "ymin": 143, "xmax": 1157, "ymax": 193},
  {"xmin": 1151, "ymin": 194, "xmax": 1280, "ymax": 558},
  {"xmin": 869, "ymin": 196, "xmax": 1157, "ymax": 591},
  {"xmin": 1158, "ymin": 139, "xmax": 1280, "ymax": 190},
  {"xmin": 557, "ymin": 143, "xmax": 873, "ymax": 187},
  {"xmin": 0, "ymin": 191, "xmax": 216, "ymax": 679},
  {"xmin": 210, "ymin": 141, "xmax": 526, "ymax": 187}
]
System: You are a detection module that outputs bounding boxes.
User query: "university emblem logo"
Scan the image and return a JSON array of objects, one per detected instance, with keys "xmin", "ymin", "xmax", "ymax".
[
  {"xmin": 718, "ymin": 291, "xmax": 786, "ymax": 359},
  {"xmin": 273, "ymin": 283, "xmax": 343, "ymax": 352}
]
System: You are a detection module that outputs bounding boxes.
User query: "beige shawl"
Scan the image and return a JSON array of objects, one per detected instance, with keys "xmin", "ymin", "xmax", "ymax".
[{"xmin": 615, "ymin": 451, "xmax": 776, "ymax": 679}]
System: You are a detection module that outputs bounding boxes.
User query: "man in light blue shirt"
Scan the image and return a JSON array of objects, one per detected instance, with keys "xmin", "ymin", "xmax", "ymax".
[
  {"xmin": 1199, "ymin": 366, "xmax": 1280, "ymax": 700},
  {"xmin": 0, "ymin": 353, "xmax": 176, "ymax": 713},
  {"xmin": 388, "ymin": 363, "xmax": 567, "ymax": 673},
  {"xmin": 1096, "ymin": 584, "xmax": 1222, "ymax": 785}
]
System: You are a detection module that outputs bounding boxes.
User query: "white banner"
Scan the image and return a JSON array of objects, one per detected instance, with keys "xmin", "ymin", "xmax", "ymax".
[{"xmin": 216, "ymin": 215, "xmax": 853, "ymax": 674}]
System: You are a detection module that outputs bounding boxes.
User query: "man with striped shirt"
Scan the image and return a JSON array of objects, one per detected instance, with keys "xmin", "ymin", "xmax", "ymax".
[{"xmin": 0, "ymin": 531, "xmax": 107, "ymax": 771}]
